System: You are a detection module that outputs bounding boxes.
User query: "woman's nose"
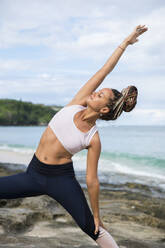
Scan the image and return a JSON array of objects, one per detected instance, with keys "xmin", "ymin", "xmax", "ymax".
[{"xmin": 92, "ymin": 92, "xmax": 98, "ymax": 99}]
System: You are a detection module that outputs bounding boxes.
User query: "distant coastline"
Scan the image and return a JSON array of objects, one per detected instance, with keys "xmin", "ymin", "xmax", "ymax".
[{"xmin": 0, "ymin": 98, "xmax": 63, "ymax": 126}]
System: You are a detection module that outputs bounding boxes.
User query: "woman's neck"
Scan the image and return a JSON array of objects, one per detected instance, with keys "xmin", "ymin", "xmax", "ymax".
[{"xmin": 80, "ymin": 107, "xmax": 99, "ymax": 126}]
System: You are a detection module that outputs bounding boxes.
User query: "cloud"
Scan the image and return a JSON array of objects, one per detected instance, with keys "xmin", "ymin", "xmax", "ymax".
[
  {"xmin": 115, "ymin": 108, "xmax": 165, "ymax": 126},
  {"xmin": 0, "ymin": 59, "xmax": 30, "ymax": 72}
]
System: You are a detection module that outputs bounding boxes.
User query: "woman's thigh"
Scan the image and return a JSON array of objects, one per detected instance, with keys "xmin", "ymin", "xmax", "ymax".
[
  {"xmin": 0, "ymin": 168, "xmax": 45, "ymax": 199},
  {"xmin": 46, "ymin": 175, "xmax": 100, "ymax": 241}
]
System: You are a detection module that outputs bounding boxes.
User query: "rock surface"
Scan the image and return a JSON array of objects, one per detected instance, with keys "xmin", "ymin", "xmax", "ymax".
[{"xmin": 0, "ymin": 162, "xmax": 165, "ymax": 248}]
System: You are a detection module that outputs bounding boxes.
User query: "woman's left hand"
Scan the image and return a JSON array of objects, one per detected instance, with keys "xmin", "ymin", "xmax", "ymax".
[
  {"xmin": 94, "ymin": 216, "xmax": 107, "ymax": 235},
  {"xmin": 125, "ymin": 24, "xmax": 148, "ymax": 45}
]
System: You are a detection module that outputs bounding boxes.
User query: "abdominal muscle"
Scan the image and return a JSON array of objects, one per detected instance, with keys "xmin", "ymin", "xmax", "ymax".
[{"xmin": 35, "ymin": 126, "xmax": 73, "ymax": 165}]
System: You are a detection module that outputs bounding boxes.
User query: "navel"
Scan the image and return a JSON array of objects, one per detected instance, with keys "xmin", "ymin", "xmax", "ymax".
[{"xmin": 44, "ymin": 156, "xmax": 48, "ymax": 161}]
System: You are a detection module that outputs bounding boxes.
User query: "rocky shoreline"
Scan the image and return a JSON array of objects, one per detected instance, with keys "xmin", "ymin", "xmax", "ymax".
[{"xmin": 0, "ymin": 162, "xmax": 165, "ymax": 248}]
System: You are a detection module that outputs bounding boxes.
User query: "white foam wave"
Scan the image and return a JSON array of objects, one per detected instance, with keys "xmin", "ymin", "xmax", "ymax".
[
  {"xmin": 73, "ymin": 154, "xmax": 165, "ymax": 181},
  {"xmin": 0, "ymin": 144, "xmax": 35, "ymax": 154},
  {"xmin": 110, "ymin": 161, "xmax": 165, "ymax": 180}
]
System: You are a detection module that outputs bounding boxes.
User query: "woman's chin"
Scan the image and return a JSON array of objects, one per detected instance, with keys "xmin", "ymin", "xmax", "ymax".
[{"xmin": 86, "ymin": 97, "xmax": 91, "ymax": 104}]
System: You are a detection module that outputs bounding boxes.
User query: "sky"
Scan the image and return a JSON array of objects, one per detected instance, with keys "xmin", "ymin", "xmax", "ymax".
[{"xmin": 0, "ymin": 0, "xmax": 165, "ymax": 125}]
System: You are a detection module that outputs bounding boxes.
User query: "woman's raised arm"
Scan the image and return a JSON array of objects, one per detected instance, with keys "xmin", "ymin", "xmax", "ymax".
[
  {"xmin": 102, "ymin": 24, "xmax": 148, "ymax": 74},
  {"xmin": 70, "ymin": 24, "xmax": 148, "ymax": 104}
]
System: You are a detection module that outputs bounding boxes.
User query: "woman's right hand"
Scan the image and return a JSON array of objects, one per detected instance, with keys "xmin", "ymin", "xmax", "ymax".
[
  {"xmin": 125, "ymin": 24, "xmax": 148, "ymax": 45},
  {"xmin": 94, "ymin": 216, "xmax": 108, "ymax": 235}
]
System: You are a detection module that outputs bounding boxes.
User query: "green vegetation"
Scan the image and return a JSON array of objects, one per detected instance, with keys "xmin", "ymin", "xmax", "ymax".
[{"xmin": 0, "ymin": 99, "xmax": 63, "ymax": 126}]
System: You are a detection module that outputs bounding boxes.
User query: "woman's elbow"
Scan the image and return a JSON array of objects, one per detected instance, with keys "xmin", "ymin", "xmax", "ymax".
[{"xmin": 86, "ymin": 177, "xmax": 99, "ymax": 187}]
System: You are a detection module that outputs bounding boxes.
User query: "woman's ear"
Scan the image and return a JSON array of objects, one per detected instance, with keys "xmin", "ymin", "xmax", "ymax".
[{"xmin": 101, "ymin": 106, "xmax": 110, "ymax": 114}]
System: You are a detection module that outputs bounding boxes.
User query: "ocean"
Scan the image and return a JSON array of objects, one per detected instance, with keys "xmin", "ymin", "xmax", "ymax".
[{"xmin": 0, "ymin": 123, "xmax": 165, "ymax": 196}]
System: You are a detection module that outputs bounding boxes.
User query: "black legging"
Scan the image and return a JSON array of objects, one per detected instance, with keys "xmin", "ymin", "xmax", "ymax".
[{"xmin": 0, "ymin": 153, "xmax": 100, "ymax": 241}]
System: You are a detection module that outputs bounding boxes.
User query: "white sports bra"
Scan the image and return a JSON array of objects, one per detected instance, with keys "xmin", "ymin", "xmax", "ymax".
[{"xmin": 48, "ymin": 105, "xmax": 98, "ymax": 155}]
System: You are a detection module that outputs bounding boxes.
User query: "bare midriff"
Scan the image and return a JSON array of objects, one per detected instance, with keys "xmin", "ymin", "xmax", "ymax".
[{"xmin": 35, "ymin": 126, "xmax": 73, "ymax": 165}]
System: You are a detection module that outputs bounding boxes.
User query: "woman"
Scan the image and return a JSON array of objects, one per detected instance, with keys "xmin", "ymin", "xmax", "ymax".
[{"xmin": 0, "ymin": 24, "xmax": 148, "ymax": 247}]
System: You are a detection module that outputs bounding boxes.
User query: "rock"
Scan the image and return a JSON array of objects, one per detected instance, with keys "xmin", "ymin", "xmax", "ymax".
[
  {"xmin": 0, "ymin": 163, "xmax": 165, "ymax": 247},
  {"xmin": 0, "ymin": 207, "xmax": 40, "ymax": 233}
]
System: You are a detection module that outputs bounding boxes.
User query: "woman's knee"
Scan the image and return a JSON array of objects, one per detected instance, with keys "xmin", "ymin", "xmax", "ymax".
[{"xmin": 77, "ymin": 212, "xmax": 100, "ymax": 241}]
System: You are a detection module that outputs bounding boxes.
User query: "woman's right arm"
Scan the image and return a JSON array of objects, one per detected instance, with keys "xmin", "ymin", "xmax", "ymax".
[
  {"xmin": 102, "ymin": 24, "xmax": 148, "ymax": 75},
  {"xmin": 68, "ymin": 25, "xmax": 148, "ymax": 106},
  {"xmin": 101, "ymin": 39, "xmax": 129, "ymax": 75}
]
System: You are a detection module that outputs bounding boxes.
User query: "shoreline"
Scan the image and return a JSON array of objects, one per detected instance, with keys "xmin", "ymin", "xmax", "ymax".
[
  {"xmin": 1, "ymin": 158, "xmax": 165, "ymax": 200},
  {"xmin": 0, "ymin": 149, "xmax": 34, "ymax": 165}
]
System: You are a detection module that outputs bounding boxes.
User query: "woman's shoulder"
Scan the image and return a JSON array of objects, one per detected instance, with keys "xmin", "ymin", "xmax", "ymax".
[
  {"xmin": 64, "ymin": 98, "xmax": 87, "ymax": 108},
  {"xmin": 87, "ymin": 131, "xmax": 101, "ymax": 157},
  {"xmin": 63, "ymin": 104, "xmax": 86, "ymax": 110},
  {"xmin": 59, "ymin": 104, "xmax": 87, "ymax": 115}
]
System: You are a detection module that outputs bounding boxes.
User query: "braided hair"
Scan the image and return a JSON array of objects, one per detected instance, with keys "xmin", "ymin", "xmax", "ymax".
[{"xmin": 99, "ymin": 85, "xmax": 138, "ymax": 121}]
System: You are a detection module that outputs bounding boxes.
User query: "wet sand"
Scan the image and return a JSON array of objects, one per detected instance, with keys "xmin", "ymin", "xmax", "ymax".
[{"xmin": 0, "ymin": 150, "xmax": 34, "ymax": 165}]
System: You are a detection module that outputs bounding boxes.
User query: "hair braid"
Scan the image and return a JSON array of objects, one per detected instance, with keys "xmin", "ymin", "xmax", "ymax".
[{"xmin": 99, "ymin": 86, "xmax": 138, "ymax": 121}]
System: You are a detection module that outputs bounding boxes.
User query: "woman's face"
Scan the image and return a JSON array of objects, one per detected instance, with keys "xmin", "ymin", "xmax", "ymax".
[{"xmin": 87, "ymin": 88, "xmax": 114, "ymax": 114}]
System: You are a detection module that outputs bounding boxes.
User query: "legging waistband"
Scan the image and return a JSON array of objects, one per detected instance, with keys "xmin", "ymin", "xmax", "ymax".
[{"xmin": 29, "ymin": 153, "xmax": 75, "ymax": 176}]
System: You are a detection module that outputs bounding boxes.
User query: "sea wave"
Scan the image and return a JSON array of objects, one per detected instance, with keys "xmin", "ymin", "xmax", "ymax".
[
  {"xmin": 100, "ymin": 151, "xmax": 165, "ymax": 178},
  {"xmin": 0, "ymin": 144, "xmax": 34, "ymax": 154},
  {"xmin": 101, "ymin": 151, "xmax": 165, "ymax": 168},
  {"xmin": 1, "ymin": 143, "xmax": 165, "ymax": 186}
]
